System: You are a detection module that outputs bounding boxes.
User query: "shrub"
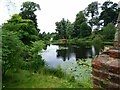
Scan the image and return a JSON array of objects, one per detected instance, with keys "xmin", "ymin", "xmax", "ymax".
[
  {"xmin": 30, "ymin": 40, "xmax": 45, "ymax": 73},
  {"xmin": 101, "ymin": 23, "xmax": 116, "ymax": 41},
  {"xmin": 2, "ymin": 30, "xmax": 24, "ymax": 76},
  {"xmin": 92, "ymin": 34, "xmax": 103, "ymax": 45}
]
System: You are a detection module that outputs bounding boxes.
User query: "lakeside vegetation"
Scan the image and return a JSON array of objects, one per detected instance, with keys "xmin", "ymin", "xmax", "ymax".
[
  {"xmin": 3, "ymin": 66, "xmax": 92, "ymax": 88},
  {"xmin": 2, "ymin": 0, "xmax": 119, "ymax": 89},
  {"xmin": 3, "ymin": 69, "xmax": 82, "ymax": 88},
  {"xmin": 51, "ymin": 38, "xmax": 113, "ymax": 46},
  {"xmin": 3, "ymin": 59, "xmax": 93, "ymax": 88}
]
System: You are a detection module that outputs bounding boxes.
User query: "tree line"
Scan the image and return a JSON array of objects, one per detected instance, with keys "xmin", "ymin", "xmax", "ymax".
[{"xmin": 54, "ymin": 1, "xmax": 119, "ymax": 42}]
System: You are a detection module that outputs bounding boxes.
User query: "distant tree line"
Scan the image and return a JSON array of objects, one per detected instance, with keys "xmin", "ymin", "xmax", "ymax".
[{"xmin": 54, "ymin": 0, "xmax": 119, "ymax": 42}]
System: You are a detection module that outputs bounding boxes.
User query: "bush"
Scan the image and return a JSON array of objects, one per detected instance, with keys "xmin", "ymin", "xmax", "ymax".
[
  {"xmin": 30, "ymin": 40, "xmax": 45, "ymax": 54},
  {"xmin": 101, "ymin": 23, "xmax": 116, "ymax": 41},
  {"xmin": 30, "ymin": 40, "xmax": 45, "ymax": 72},
  {"xmin": 31, "ymin": 55, "xmax": 45, "ymax": 73},
  {"xmin": 92, "ymin": 34, "xmax": 103, "ymax": 45},
  {"xmin": 2, "ymin": 30, "xmax": 24, "ymax": 76}
]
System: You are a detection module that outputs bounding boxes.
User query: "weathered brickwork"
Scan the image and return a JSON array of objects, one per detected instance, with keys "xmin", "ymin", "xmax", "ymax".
[{"xmin": 92, "ymin": 53, "xmax": 120, "ymax": 89}]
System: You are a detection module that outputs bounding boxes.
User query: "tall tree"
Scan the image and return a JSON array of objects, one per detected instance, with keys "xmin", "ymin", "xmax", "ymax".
[
  {"xmin": 19, "ymin": 1, "xmax": 40, "ymax": 31},
  {"xmin": 2, "ymin": 14, "xmax": 38, "ymax": 45},
  {"xmin": 73, "ymin": 11, "xmax": 91, "ymax": 38},
  {"xmin": 85, "ymin": 1, "xmax": 99, "ymax": 18},
  {"xmin": 99, "ymin": 1, "xmax": 118, "ymax": 26},
  {"xmin": 55, "ymin": 18, "xmax": 73, "ymax": 39},
  {"xmin": 66, "ymin": 22, "xmax": 74, "ymax": 39},
  {"xmin": 84, "ymin": 1, "xmax": 100, "ymax": 29},
  {"xmin": 80, "ymin": 22, "xmax": 91, "ymax": 38}
]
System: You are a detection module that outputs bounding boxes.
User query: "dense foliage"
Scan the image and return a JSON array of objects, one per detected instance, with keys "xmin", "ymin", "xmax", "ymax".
[
  {"xmin": 54, "ymin": 0, "xmax": 118, "ymax": 43},
  {"xmin": 73, "ymin": 11, "xmax": 91, "ymax": 38},
  {"xmin": 2, "ymin": 14, "xmax": 38, "ymax": 45},
  {"xmin": 19, "ymin": 1, "xmax": 40, "ymax": 30},
  {"xmin": 2, "ymin": 14, "xmax": 45, "ymax": 77},
  {"xmin": 2, "ymin": 30, "xmax": 24, "ymax": 76},
  {"xmin": 55, "ymin": 18, "xmax": 73, "ymax": 39},
  {"xmin": 99, "ymin": 1, "xmax": 119, "ymax": 26},
  {"xmin": 85, "ymin": 1, "xmax": 100, "ymax": 29},
  {"xmin": 100, "ymin": 23, "xmax": 116, "ymax": 41}
]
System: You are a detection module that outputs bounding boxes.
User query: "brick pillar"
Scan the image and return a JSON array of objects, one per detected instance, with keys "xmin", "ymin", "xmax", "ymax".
[{"xmin": 92, "ymin": 54, "xmax": 120, "ymax": 89}]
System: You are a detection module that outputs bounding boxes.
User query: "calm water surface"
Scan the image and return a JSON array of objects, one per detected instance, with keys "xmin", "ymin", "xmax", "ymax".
[
  {"xmin": 40, "ymin": 44, "xmax": 104, "ymax": 83},
  {"xmin": 40, "ymin": 44, "xmax": 103, "ymax": 68}
]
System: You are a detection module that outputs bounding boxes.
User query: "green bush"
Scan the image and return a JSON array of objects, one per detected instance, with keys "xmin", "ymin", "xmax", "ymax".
[
  {"xmin": 101, "ymin": 23, "xmax": 116, "ymax": 41},
  {"xmin": 31, "ymin": 55, "xmax": 45, "ymax": 73},
  {"xmin": 2, "ymin": 30, "xmax": 24, "ymax": 76},
  {"xmin": 29, "ymin": 40, "xmax": 45, "ymax": 72},
  {"xmin": 92, "ymin": 34, "xmax": 103, "ymax": 45},
  {"xmin": 30, "ymin": 40, "xmax": 45, "ymax": 54}
]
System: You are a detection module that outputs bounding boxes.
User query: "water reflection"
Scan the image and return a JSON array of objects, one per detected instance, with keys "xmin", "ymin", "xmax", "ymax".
[
  {"xmin": 41, "ymin": 44, "xmax": 103, "ymax": 67},
  {"xmin": 56, "ymin": 45, "xmax": 75, "ymax": 61},
  {"xmin": 92, "ymin": 45, "xmax": 95, "ymax": 56},
  {"xmin": 56, "ymin": 44, "xmax": 100, "ymax": 60},
  {"xmin": 40, "ymin": 44, "xmax": 103, "ymax": 87}
]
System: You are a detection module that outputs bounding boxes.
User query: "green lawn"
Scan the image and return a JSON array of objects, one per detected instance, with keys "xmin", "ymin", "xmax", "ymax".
[{"xmin": 3, "ymin": 69, "xmax": 83, "ymax": 88}]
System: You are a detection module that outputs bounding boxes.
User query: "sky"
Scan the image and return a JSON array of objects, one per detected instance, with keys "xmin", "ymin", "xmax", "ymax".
[{"xmin": 0, "ymin": 0, "xmax": 119, "ymax": 33}]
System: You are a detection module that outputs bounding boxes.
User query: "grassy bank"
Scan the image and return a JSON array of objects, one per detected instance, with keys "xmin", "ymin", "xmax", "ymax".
[
  {"xmin": 51, "ymin": 39, "xmax": 92, "ymax": 46},
  {"xmin": 102, "ymin": 41, "xmax": 113, "ymax": 45},
  {"xmin": 51, "ymin": 38, "xmax": 113, "ymax": 46},
  {"xmin": 3, "ymin": 67, "xmax": 91, "ymax": 88}
]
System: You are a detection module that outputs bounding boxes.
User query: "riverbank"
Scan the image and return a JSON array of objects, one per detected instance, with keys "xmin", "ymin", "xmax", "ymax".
[
  {"xmin": 51, "ymin": 39, "xmax": 113, "ymax": 46},
  {"xmin": 3, "ymin": 67, "xmax": 92, "ymax": 88}
]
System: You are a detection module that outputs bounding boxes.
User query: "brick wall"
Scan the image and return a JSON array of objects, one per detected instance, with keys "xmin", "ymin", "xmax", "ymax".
[{"xmin": 92, "ymin": 54, "xmax": 120, "ymax": 89}]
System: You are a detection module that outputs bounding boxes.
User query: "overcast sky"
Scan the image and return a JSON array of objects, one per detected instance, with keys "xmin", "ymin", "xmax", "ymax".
[{"xmin": 0, "ymin": 0, "xmax": 119, "ymax": 33}]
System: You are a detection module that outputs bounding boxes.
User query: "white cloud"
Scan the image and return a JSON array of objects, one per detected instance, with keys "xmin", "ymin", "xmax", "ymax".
[{"xmin": 0, "ymin": 0, "xmax": 119, "ymax": 32}]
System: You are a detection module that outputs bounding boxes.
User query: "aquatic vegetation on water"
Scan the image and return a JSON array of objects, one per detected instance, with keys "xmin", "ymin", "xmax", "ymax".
[
  {"xmin": 58, "ymin": 46, "xmax": 68, "ymax": 50},
  {"xmin": 60, "ymin": 58, "xmax": 93, "ymax": 88}
]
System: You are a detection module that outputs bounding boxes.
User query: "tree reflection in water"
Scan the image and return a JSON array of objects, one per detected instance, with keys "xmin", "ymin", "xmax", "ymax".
[
  {"xmin": 41, "ymin": 44, "xmax": 104, "ymax": 68},
  {"xmin": 55, "ymin": 44, "xmax": 102, "ymax": 62}
]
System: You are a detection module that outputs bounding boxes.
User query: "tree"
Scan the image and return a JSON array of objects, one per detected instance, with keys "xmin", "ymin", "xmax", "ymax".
[
  {"xmin": 101, "ymin": 23, "xmax": 116, "ymax": 41},
  {"xmin": 80, "ymin": 22, "xmax": 91, "ymax": 38},
  {"xmin": 39, "ymin": 32, "xmax": 51, "ymax": 41},
  {"xmin": 30, "ymin": 40, "xmax": 45, "ymax": 72},
  {"xmin": 99, "ymin": 1, "xmax": 118, "ymax": 26},
  {"xmin": 55, "ymin": 18, "xmax": 73, "ymax": 39},
  {"xmin": 73, "ymin": 11, "xmax": 91, "ymax": 38},
  {"xmin": 66, "ymin": 23, "xmax": 74, "ymax": 39},
  {"xmin": 2, "ymin": 14, "xmax": 38, "ymax": 45},
  {"xmin": 84, "ymin": 1, "xmax": 100, "ymax": 29},
  {"xmin": 2, "ymin": 14, "xmax": 45, "ymax": 75},
  {"xmin": 85, "ymin": 1, "xmax": 99, "ymax": 18},
  {"xmin": 19, "ymin": 1, "xmax": 40, "ymax": 30},
  {"xmin": 55, "ymin": 18, "xmax": 66, "ymax": 39}
]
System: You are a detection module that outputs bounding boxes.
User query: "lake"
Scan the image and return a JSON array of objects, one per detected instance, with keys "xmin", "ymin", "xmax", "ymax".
[
  {"xmin": 40, "ymin": 44, "xmax": 103, "ymax": 68},
  {"xmin": 40, "ymin": 44, "xmax": 104, "ymax": 85}
]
